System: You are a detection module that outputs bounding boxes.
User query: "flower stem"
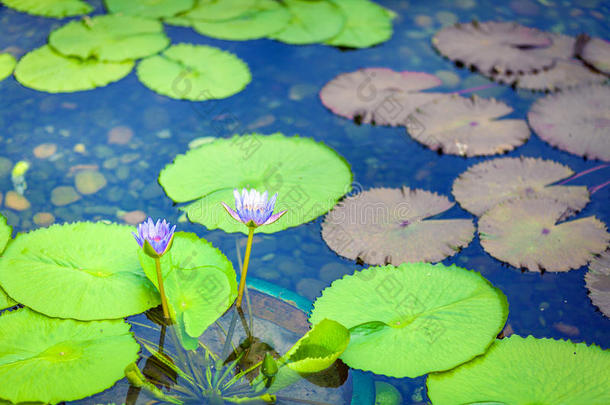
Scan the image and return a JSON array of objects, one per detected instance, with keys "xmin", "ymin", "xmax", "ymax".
[
  {"xmin": 154, "ymin": 257, "xmax": 171, "ymax": 321},
  {"xmin": 236, "ymin": 227, "xmax": 255, "ymax": 308}
]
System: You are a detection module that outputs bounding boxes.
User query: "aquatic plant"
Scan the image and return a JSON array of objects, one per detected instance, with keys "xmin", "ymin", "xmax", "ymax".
[
  {"xmin": 309, "ymin": 263, "xmax": 509, "ymax": 378},
  {"xmin": 105, "ymin": 0, "xmax": 194, "ymax": 19},
  {"xmin": 426, "ymin": 335, "xmax": 610, "ymax": 404},
  {"xmin": 324, "ymin": 0, "xmax": 394, "ymax": 48},
  {"xmin": 585, "ymin": 250, "xmax": 610, "ymax": 318},
  {"xmin": 578, "ymin": 36, "xmax": 610, "ymax": 75},
  {"xmin": 0, "ymin": 215, "xmax": 15, "ymax": 311},
  {"xmin": 0, "ymin": 53, "xmax": 16, "ymax": 82},
  {"xmin": 0, "ymin": 0, "xmax": 92, "ymax": 18},
  {"xmin": 269, "ymin": 0, "xmax": 345, "ymax": 45}
]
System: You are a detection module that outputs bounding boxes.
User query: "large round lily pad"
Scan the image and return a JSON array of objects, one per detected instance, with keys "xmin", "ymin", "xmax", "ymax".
[
  {"xmin": 270, "ymin": 0, "xmax": 345, "ymax": 45},
  {"xmin": 407, "ymin": 94, "xmax": 530, "ymax": 156},
  {"xmin": 325, "ymin": 0, "xmax": 393, "ymax": 48},
  {"xmin": 509, "ymin": 60, "xmax": 607, "ymax": 92},
  {"xmin": 104, "ymin": 0, "xmax": 194, "ymax": 19},
  {"xmin": 136, "ymin": 43, "xmax": 251, "ymax": 101},
  {"xmin": 49, "ymin": 15, "xmax": 170, "ymax": 62},
  {"xmin": 0, "ymin": 308, "xmax": 139, "ymax": 404},
  {"xmin": 432, "ymin": 21, "xmax": 554, "ymax": 74},
  {"xmin": 427, "ymin": 335, "xmax": 610, "ymax": 405},
  {"xmin": 159, "ymin": 133, "xmax": 352, "ymax": 234},
  {"xmin": 0, "ymin": 0, "xmax": 92, "ymax": 17},
  {"xmin": 479, "ymin": 198, "xmax": 610, "ymax": 272},
  {"xmin": 14, "ymin": 45, "xmax": 133, "ymax": 93},
  {"xmin": 580, "ymin": 37, "xmax": 610, "ymax": 75},
  {"xmin": 528, "ymin": 85, "xmax": 610, "ymax": 161},
  {"xmin": 0, "ymin": 222, "xmax": 159, "ymax": 320},
  {"xmin": 0, "ymin": 53, "xmax": 16, "ymax": 82},
  {"xmin": 321, "ymin": 187, "xmax": 475, "ymax": 265},
  {"xmin": 178, "ymin": 0, "xmax": 258, "ymax": 21},
  {"xmin": 452, "ymin": 157, "xmax": 590, "ymax": 217},
  {"xmin": 0, "ymin": 215, "xmax": 15, "ymax": 311},
  {"xmin": 309, "ymin": 263, "xmax": 509, "ymax": 378},
  {"xmin": 585, "ymin": 250, "xmax": 610, "ymax": 318},
  {"xmin": 192, "ymin": 0, "xmax": 291, "ymax": 40},
  {"xmin": 319, "ymin": 68, "xmax": 443, "ymax": 126}
]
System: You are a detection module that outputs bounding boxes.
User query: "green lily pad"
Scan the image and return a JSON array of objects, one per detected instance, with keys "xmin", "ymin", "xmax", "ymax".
[
  {"xmin": 0, "ymin": 0, "xmax": 92, "ymax": 18},
  {"xmin": 0, "ymin": 222, "xmax": 159, "ymax": 320},
  {"xmin": 14, "ymin": 45, "xmax": 133, "ymax": 93},
  {"xmin": 479, "ymin": 198, "xmax": 610, "ymax": 272},
  {"xmin": 49, "ymin": 15, "xmax": 170, "ymax": 62},
  {"xmin": 104, "ymin": 0, "xmax": 195, "ymax": 19},
  {"xmin": 192, "ymin": 0, "xmax": 291, "ymax": 40},
  {"xmin": 0, "ymin": 308, "xmax": 139, "ymax": 404},
  {"xmin": 0, "ymin": 215, "xmax": 16, "ymax": 311},
  {"xmin": 325, "ymin": 0, "xmax": 393, "ymax": 48},
  {"xmin": 427, "ymin": 335, "xmax": 610, "ymax": 405},
  {"xmin": 309, "ymin": 263, "xmax": 509, "ymax": 378},
  {"xmin": 138, "ymin": 232, "xmax": 237, "ymax": 349},
  {"xmin": 0, "ymin": 53, "xmax": 16, "ymax": 82},
  {"xmin": 585, "ymin": 250, "xmax": 610, "ymax": 318},
  {"xmin": 270, "ymin": 0, "xmax": 345, "ymax": 45},
  {"xmin": 159, "ymin": 133, "xmax": 353, "ymax": 234},
  {"xmin": 136, "ymin": 43, "xmax": 251, "ymax": 101},
  {"xmin": 179, "ymin": 0, "xmax": 259, "ymax": 21}
]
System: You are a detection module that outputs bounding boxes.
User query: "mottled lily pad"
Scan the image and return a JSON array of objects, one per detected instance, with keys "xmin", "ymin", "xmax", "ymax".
[
  {"xmin": 49, "ymin": 15, "xmax": 170, "ymax": 62},
  {"xmin": 1, "ymin": 0, "xmax": 92, "ymax": 17},
  {"xmin": 105, "ymin": 0, "xmax": 194, "ymax": 19},
  {"xmin": 528, "ymin": 85, "xmax": 610, "ymax": 161},
  {"xmin": 427, "ymin": 335, "xmax": 610, "ymax": 405},
  {"xmin": 309, "ymin": 263, "xmax": 509, "ymax": 378},
  {"xmin": 319, "ymin": 68, "xmax": 443, "ymax": 126},
  {"xmin": 270, "ymin": 0, "xmax": 345, "ymax": 45},
  {"xmin": 585, "ymin": 250, "xmax": 610, "ymax": 318},
  {"xmin": 325, "ymin": 0, "xmax": 393, "ymax": 48},
  {"xmin": 407, "ymin": 94, "xmax": 530, "ymax": 156},
  {"xmin": 432, "ymin": 21, "xmax": 554, "ymax": 74},
  {"xmin": 159, "ymin": 133, "xmax": 352, "ymax": 234},
  {"xmin": 136, "ymin": 43, "xmax": 251, "ymax": 100},
  {"xmin": 14, "ymin": 45, "xmax": 133, "ymax": 93},
  {"xmin": 192, "ymin": 0, "xmax": 291, "ymax": 40},
  {"xmin": 321, "ymin": 187, "xmax": 475, "ymax": 265},
  {"xmin": 580, "ymin": 37, "xmax": 610, "ymax": 75},
  {"xmin": 0, "ymin": 308, "xmax": 139, "ymax": 404},
  {"xmin": 479, "ymin": 198, "xmax": 610, "ymax": 272},
  {"xmin": 452, "ymin": 157, "xmax": 590, "ymax": 217},
  {"xmin": 0, "ymin": 53, "xmax": 16, "ymax": 82},
  {"xmin": 0, "ymin": 222, "xmax": 159, "ymax": 320}
]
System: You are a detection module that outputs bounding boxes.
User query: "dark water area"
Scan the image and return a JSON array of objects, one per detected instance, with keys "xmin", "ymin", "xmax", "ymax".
[{"xmin": 0, "ymin": 0, "xmax": 609, "ymax": 403}]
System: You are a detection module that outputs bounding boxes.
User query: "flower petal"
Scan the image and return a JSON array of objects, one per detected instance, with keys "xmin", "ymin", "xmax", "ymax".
[
  {"xmin": 222, "ymin": 202, "xmax": 244, "ymax": 224},
  {"xmin": 262, "ymin": 210, "xmax": 287, "ymax": 225}
]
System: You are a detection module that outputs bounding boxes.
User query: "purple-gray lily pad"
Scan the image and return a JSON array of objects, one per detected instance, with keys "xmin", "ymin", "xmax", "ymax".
[
  {"xmin": 406, "ymin": 94, "xmax": 530, "ymax": 156},
  {"xmin": 321, "ymin": 187, "xmax": 475, "ymax": 265},
  {"xmin": 585, "ymin": 250, "xmax": 610, "ymax": 318},
  {"xmin": 452, "ymin": 157, "xmax": 590, "ymax": 217},
  {"xmin": 528, "ymin": 84, "xmax": 610, "ymax": 161},
  {"xmin": 319, "ymin": 68, "xmax": 443, "ymax": 126},
  {"xmin": 432, "ymin": 21, "xmax": 554, "ymax": 74},
  {"xmin": 479, "ymin": 198, "xmax": 610, "ymax": 272},
  {"xmin": 580, "ymin": 37, "xmax": 610, "ymax": 75}
]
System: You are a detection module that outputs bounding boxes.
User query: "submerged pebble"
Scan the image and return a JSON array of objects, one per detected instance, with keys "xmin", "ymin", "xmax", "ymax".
[
  {"xmin": 51, "ymin": 186, "xmax": 81, "ymax": 206},
  {"xmin": 296, "ymin": 278, "xmax": 327, "ymax": 301},
  {"xmin": 4, "ymin": 191, "xmax": 30, "ymax": 211},
  {"xmin": 33, "ymin": 143, "xmax": 57, "ymax": 159},
  {"xmin": 33, "ymin": 212, "xmax": 55, "ymax": 226},
  {"xmin": 107, "ymin": 126, "xmax": 134, "ymax": 145},
  {"xmin": 120, "ymin": 210, "xmax": 147, "ymax": 225},
  {"xmin": 75, "ymin": 170, "xmax": 107, "ymax": 195}
]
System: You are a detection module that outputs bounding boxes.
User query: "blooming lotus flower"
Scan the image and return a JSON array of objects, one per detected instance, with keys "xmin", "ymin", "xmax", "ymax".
[
  {"xmin": 132, "ymin": 217, "xmax": 176, "ymax": 258},
  {"xmin": 222, "ymin": 188, "xmax": 287, "ymax": 228}
]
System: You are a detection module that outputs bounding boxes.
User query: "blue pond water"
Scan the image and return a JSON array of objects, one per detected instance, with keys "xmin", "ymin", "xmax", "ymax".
[{"xmin": 0, "ymin": 0, "xmax": 609, "ymax": 403}]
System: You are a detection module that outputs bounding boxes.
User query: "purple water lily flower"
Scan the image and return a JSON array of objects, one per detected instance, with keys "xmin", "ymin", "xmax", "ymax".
[
  {"xmin": 132, "ymin": 217, "xmax": 176, "ymax": 257},
  {"xmin": 222, "ymin": 188, "xmax": 287, "ymax": 228}
]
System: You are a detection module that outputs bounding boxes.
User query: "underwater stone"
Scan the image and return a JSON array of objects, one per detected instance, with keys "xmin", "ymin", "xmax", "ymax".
[
  {"xmin": 33, "ymin": 143, "xmax": 57, "ymax": 159},
  {"xmin": 4, "ymin": 191, "xmax": 30, "ymax": 211},
  {"xmin": 75, "ymin": 170, "xmax": 107, "ymax": 195},
  {"xmin": 120, "ymin": 210, "xmax": 147, "ymax": 225},
  {"xmin": 33, "ymin": 212, "xmax": 55, "ymax": 227},
  {"xmin": 107, "ymin": 126, "xmax": 133, "ymax": 145},
  {"xmin": 51, "ymin": 186, "xmax": 81, "ymax": 206},
  {"xmin": 296, "ymin": 277, "xmax": 326, "ymax": 301}
]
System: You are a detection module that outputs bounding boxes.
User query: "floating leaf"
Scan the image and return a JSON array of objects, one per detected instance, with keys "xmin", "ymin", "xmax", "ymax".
[
  {"xmin": 49, "ymin": 15, "xmax": 170, "ymax": 62},
  {"xmin": 0, "ymin": 308, "xmax": 139, "ymax": 404},
  {"xmin": 427, "ymin": 335, "xmax": 610, "ymax": 405},
  {"xmin": 528, "ymin": 85, "xmax": 610, "ymax": 161},
  {"xmin": 309, "ymin": 263, "xmax": 508, "ymax": 378},
  {"xmin": 0, "ymin": 0, "xmax": 92, "ymax": 17},
  {"xmin": 585, "ymin": 250, "xmax": 610, "ymax": 318},
  {"xmin": 325, "ymin": 0, "xmax": 393, "ymax": 48},
  {"xmin": 452, "ymin": 157, "xmax": 589, "ymax": 217},
  {"xmin": 479, "ymin": 198, "xmax": 610, "ymax": 272},
  {"xmin": 191, "ymin": 0, "xmax": 291, "ymax": 40},
  {"xmin": 14, "ymin": 45, "xmax": 133, "ymax": 93},
  {"xmin": 270, "ymin": 0, "xmax": 345, "ymax": 45},
  {"xmin": 322, "ymin": 187, "xmax": 474, "ymax": 265},
  {"xmin": 104, "ymin": 0, "xmax": 194, "ymax": 19},
  {"xmin": 159, "ymin": 133, "xmax": 352, "ymax": 234},
  {"xmin": 136, "ymin": 43, "xmax": 251, "ymax": 101},
  {"xmin": 407, "ymin": 94, "xmax": 530, "ymax": 156},
  {"xmin": 0, "ymin": 53, "xmax": 16, "ymax": 82},
  {"xmin": 319, "ymin": 68, "xmax": 443, "ymax": 126},
  {"xmin": 580, "ymin": 37, "xmax": 610, "ymax": 75},
  {"xmin": 0, "ymin": 222, "xmax": 159, "ymax": 320},
  {"xmin": 432, "ymin": 21, "xmax": 554, "ymax": 74},
  {"xmin": 178, "ymin": 0, "xmax": 258, "ymax": 21},
  {"xmin": 0, "ymin": 215, "xmax": 15, "ymax": 311}
]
